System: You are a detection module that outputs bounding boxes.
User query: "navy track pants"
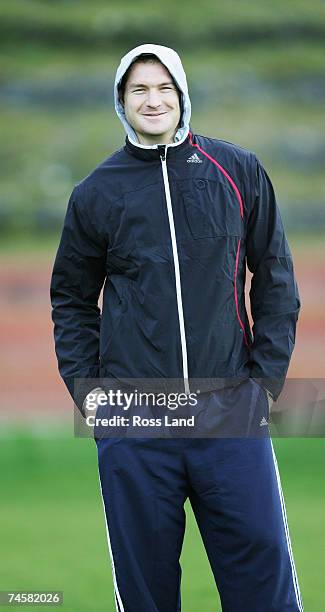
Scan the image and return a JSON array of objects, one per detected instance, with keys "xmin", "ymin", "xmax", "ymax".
[{"xmin": 95, "ymin": 381, "xmax": 303, "ymax": 611}]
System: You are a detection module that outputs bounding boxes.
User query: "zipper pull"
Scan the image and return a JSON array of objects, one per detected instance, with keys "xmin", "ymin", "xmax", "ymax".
[{"xmin": 158, "ymin": 145, "xmax": 166, "ymax": 161}]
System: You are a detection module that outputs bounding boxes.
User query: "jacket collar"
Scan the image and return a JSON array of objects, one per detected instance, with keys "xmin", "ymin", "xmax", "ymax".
[{"xmin": 124, "ymin": 128, "xmax": 194, "ymax": 161}]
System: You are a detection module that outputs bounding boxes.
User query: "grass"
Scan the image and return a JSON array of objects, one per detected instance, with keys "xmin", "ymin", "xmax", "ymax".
[
  {"xmin": 0, "ymin": 433, "xmax": 324, "ymax": 610},
  {"xmin": 1, "ymin": 0, "xmax": 325, "ymax": 44},
  {"xmin": 0, "ymin": 1, "xmax": 324, "ymax": 240},
  {"xmin": 1, "ymin": 99, "xmax": 324, "ymax": 222},
  {"xmin": 1, "ymin": 41, "xmax": 324, "ymax": 80}
]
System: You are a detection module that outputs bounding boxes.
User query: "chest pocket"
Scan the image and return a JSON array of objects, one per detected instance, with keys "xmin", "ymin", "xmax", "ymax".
[{"xmin": 179, "ymin": 178, "xmax": 244, "ymax": 239}]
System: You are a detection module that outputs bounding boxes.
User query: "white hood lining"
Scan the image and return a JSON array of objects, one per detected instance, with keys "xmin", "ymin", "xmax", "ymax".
[{"xmin": 114, "ymin": 43, "xmax": 191, "ymax": 148}]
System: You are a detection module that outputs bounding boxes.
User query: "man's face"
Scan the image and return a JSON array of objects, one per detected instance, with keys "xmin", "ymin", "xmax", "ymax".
[{"xmin": 122, "ymin": 61, "xmax": 181, "ymax": 146}]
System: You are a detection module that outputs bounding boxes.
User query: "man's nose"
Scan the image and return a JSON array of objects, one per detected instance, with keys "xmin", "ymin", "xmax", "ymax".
[{"xmin": 145, "ymin": 89, "xmax": 161, "ymax": 107}]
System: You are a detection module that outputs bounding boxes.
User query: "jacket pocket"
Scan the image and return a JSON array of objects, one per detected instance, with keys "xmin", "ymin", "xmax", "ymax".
[
  {"xmin": 100, "ymin": 275, "xmax": 127, "ymax": 358},
  {"xmin": 180, "ymin": 178, "xmax": 244, "ymax": 239}
]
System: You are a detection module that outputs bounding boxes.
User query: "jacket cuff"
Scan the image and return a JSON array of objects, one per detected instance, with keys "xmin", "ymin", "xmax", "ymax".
[
  {"xmin": 250, "ymin": 375, "xmax": 285, "ymax": 401},
  {"xmin": 64, "ymin": 368, "xmax": 101, "ymax": 416}
]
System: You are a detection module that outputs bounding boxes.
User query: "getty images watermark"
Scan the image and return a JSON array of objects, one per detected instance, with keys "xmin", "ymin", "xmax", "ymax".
[
  {"xmin": 86, "ymin": 388, "xmax": 198, "ymax": 411},
  {"xmin": 85, "ymin": 388, "xmax": 198, "ymax": 432},
  {"xmin": 73, "ymin": 378, "xmax": 325, "ymax": 439}
]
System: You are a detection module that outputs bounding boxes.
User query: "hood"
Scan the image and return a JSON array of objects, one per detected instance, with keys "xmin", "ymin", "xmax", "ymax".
[{"xmin": 114, "ymin": 43, "xmax": 191, "ymax": 148}]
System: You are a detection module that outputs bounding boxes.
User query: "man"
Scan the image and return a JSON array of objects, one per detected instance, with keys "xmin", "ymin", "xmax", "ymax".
[{"xmin": 50, "ymin": 44, "xmax": 303, "ymax": 611}]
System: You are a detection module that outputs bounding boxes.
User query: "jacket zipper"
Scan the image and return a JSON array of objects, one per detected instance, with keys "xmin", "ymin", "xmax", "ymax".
[{"xmin": 158, "ymin": 145, "xmax": 190, "ymax": 395}]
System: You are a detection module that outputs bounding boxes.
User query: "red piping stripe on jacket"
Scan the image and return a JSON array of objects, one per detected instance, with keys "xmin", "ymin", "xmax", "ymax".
[{"xmin": 188, "ymin": 132, "xmax": 251, "ymax": 348}]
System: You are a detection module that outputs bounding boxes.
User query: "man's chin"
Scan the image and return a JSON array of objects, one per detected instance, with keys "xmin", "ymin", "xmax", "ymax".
[
  {"xmin": 139, "ymin": 126, "xmax": 177, "ymax": 139},
  {"xmin": 139, "ymin": 126, "xmax": 166, "ymax": 136},
  {"xmin": 136, "ymin": 131, "xmax": 167, "ymax": 143},
  {"xmin": 134, "ymin": 122, "xmax": 178, "ymax": 144}
]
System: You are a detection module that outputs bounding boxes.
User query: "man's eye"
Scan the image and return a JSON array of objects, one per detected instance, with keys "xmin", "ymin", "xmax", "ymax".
[
  {"xmin": 133, "ymin": 88, "xmax": 145, "ymax": 93},
  {"xmin": 161, "ymin": 86, "xmax": 173, "ymax": 91}
]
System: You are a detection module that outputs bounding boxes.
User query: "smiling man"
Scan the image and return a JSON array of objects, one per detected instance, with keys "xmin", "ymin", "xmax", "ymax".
[
  {"xmin": 120, "ymin": 58, "xmax": 182, "ymax": 145},
  {"xmin": 50, "ymin": 44, "xmax": 303, "ymax": 611}
]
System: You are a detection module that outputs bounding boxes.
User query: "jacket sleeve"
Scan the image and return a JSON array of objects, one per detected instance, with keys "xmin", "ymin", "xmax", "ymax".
[
  {"xmin": 50, "ymin": 184, "xmax": 107, "ymax": 413},
  {"xmin": 246, "ymin": 157, "xmax": 301, "ymax": 401}
]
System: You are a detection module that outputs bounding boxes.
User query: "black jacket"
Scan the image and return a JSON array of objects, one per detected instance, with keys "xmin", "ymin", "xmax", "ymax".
[{"xmin": 50, "ymin": 131, "xmax": 300, "ymax": 412}]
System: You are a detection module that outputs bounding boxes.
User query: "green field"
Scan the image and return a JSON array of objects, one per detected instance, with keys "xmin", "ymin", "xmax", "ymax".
[{"xmin": 0, "ymin": 434, "xmax": 324, "ymax": 610}]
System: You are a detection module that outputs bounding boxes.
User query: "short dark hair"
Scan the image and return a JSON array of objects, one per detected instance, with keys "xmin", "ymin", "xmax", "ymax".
[{"xmin": 117, "ymin": 53, "xmax": 182, "ymax": 110}]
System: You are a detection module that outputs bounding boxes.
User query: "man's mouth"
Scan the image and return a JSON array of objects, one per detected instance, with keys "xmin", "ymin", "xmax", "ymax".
[{"xmin": 142, "ymin": 112, "xmax": 167, "ymax": 117}]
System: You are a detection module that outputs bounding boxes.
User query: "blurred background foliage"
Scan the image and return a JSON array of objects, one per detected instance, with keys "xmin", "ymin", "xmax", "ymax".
[{"xmin": 1, "ymin": 0, "xmax": 325, "ymax": 241}]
